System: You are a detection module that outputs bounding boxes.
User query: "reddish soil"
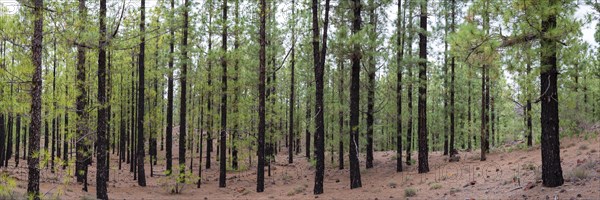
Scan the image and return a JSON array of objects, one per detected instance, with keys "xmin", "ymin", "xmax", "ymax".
[{"xmin": 3, "ymin": 135, "xmax": 599, "ymax": 199}]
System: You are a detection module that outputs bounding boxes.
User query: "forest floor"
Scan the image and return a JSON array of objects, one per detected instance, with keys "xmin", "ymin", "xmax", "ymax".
[{"xmin": 3, "ymin": 133, "xmax": 600, "ymax": 200}]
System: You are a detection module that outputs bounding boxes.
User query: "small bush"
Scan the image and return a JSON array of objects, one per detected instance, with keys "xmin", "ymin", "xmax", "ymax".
[
  {"xmin": 570, "ymin": 167, "xmax": 588, "ymax": 181},
  {"xmin": 430, "ymin": 183, "xmax": 442, "ymax": 190},
  {"xmin": 387, "ymin": 182, "xmax": 397, "ymax": 188},
  {"xmin": 404, "ymin": 188, "xmax": 416, "ymax": 197}
]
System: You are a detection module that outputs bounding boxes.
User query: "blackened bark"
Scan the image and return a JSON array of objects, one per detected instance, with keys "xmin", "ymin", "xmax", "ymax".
[
  {"xmin": 313, "ymin": 0, "xmax": 331, "ymax": 194},
  {"xmin": 405, "ymin": 0, "xmax": 414, "ymax": 165},
  {"xmin": 219, "ymin": 0, "xmax": 228, "ymax": 188},
  {"xmin": 417, "ymin": 0, "xmax": 429, "ymax": 174},
  {"xmin": 526, "ymin": 62, "xmax": 533, "ymax": 147},
  {"xmin": 75, "ymin": 0, "xmax": 88, "ymax": 184},
  {"xmin": 206, "ymin": 0, "xmax": 214, "ymax": 169},
  {"xmin": 480, "ymin": 65, "xmax": 487, "ymax": 161},
  {"xmin": 449, "ymin": 0, "xmax": 456, "ymax": 154},
  {"xmin": 28, "ymin": 0, "xmax": 43, "ymax": 198},
  {"xmin": 16, "ymin": 115, "xmax": 21, "ymax": 167},
  {"xmin": 396, "ymin": 0, "xmax": 406, "ymax": 172},
  {"xmin": 96, "ymin": 0, "xmax": 109, "ymax": 198},
  {"xmin": 232, "ymin": 0, "xmax": 240, "ymax": 170},
  {"xmin": 338, "ymin": 58, "xmax": 344, "ymax": 170},
  {"xmin": 305, "ymin": 99, "xmax": 311, "ymax": 160},
  {"xmin": 289, "ymin": 0, "xmax": 296, "ymax": 165},
  {"xmin": 257, "ymin": 0, "xmax": 266, "ymax": 192},
  {"xmin": 366, "ymin": 0, "xmax": 375, "ymax": 169},
  {"xmin": 180, "ymin": 0, "xmax": 189, "ymax": 181},
  {"xmin": 540, "ymin": 0, "xmax": 563, "ymax": 187},
  {"xmin": 349, "ymin": 0, "xmax": 363, "ymax": 189},
  {"xmin": 136, "ymin": 0, "xmax": 147, "ymax": 186},
  {"xmin": 165, "ymin": 0, "xmax": 175, "ymax": 174}
]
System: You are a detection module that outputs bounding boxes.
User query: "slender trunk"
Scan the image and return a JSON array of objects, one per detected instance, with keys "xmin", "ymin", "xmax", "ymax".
[
  {"xmin": 396, "ymin": 0, "xmax": 407, "ymax": 172},
  {"xmin": 136, "ymin": 0, "xmax": 147, "ymax": 186},
  {"xmin": 526, "ymin": 62, "xmax": 533, "ymax": 147},
  {"xmin": 179, "ymin": 0, "xmax": 189, "ymax": 182},
  {"xmin": 417, "ymin": 0, "xmax": 429, "ymax": 174},
  {"xmin": 206, "ymin": 0, "xmax": 214, "ymax": 169},
  {"xmin": 219, "ymin": 0, "xmax": 228, "ymax": 188},
  {"xmin": 28, "ymin": 1, "xmax": 44, "ymax": 198},
  {"xmin": 75, "ymin": 0, "xmax": 88, "ymax": 185},
  {"xmin": 449, "ymin": 0, "xmax": 456, "ymax": 154},
  {"xmin": 232, "ymin": 0, "xmax": 240, "ymax": 170},
  {"xmin": 257, "ymin": 0, "xmax": 266, "ymax": 192},
  {"xmin": 313, "ymin": 0, "xmax": 331, "ymax": 194},
  {"xmin": 338, "ymin": 59, "xmax": 344, "ymax": 170},
  {"xmin": 365, "ymin": 0, "xmax": 375, "ymax": 169},
  {"xmin": 289, "ymin": 0, "xmax": 296, "ymax": 164},
  {"xmin": 165, "ymin": 0, "xmax": 175, "ymax": 174},
  {"xmin": 405, "ymin": 1, "xmax": 414, "ymax": 165},
  {"xmin": 96, "ymin": 0, "xmax": 109, "ymax": 197},
  {"xmin": 349, "ymin": 0, "xmax": 363, "ymax": 189}
]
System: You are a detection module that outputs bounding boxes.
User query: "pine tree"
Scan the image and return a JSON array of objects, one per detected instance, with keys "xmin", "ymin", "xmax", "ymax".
[
  {"xmin": 219, "ymin": 0, "xmax": 228, "ymax": 188},
  {"xmin": 28, "ymin": 0, "xmax": 44, "ymax": 198},
  {"xmin": 349, "ymin": 0, "xmax": 363, "ymax": 189},
  {"xmin": 136, "ymin": 0, "xmax": 147, "ymax": 186},
  {"xmin": 257, "ymin": 0, "xmax": 267, "ymax": 193},
  {"xmin": 417, "ymin": 0, "xmax": 429, "ymax": 174}
]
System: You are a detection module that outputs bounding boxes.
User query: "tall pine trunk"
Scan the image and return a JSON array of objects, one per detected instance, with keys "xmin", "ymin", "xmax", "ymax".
[
  {"xmin": 219, "ymin": 0, "xmax": 228, "ymax": 188},
  {"xmin": 136, "ymin": 0, "xmax": 147, "ymax": 186},
  {"xmin": 28, "ymin": 0, "xmax": 43, "ymax": 198},
  {"xmin": 417, "ymin": 0, "xmax": 429, "ymax": 174},
  {"xmin": 540, "ymin": 0, "xmax": 563, "ymax": 187},
  {"xmin": 165, "ymin": 0, "xmax": 175, "ymax": 174},
  {"xmin": 179, "ymin": 0, "xmax": 189, "ymax": 182},
  {"xmin": 257, "ymin": 0, "xmax": 266, "ymax": 192},
  {"xmin": 349, "ymin": 0, "xmax": 363, "ymax": 189},
  {"xmin": 96, "ymin": 0, "xmax": 109, "ymax": 197}
]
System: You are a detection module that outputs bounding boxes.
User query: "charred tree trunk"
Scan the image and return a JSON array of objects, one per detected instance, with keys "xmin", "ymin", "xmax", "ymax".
[
  {"xmin": 165, "ymin": 0, "xmax": 175, "ymax": 174},
  {"xmin": 75, "ymin": 0, "xmax": 88, "ymax": 185},
  {"xmin": 540, "ymin": 0, "xmax": 564, "ymax": 187},
  {"xmin": 28, "ymin": 0, "xmax": 44, "ymax": 198},
  {"xmin": 417, "ymin": 0, "xmax": 429, "ymax": 174},
  {"xmin": 219, "ymin": 0, "xmax": 228, "ymax": 188},
  {"xmin": 257, "ymin": 0, "xmax": 266, "ymax": 192},
  {"xmin": 136, "ymin": 0, "xmax": 147, "ymax": 186},
  {"xmin": 349, "ymin": 0, "xmax": 363, "ymax": 189},
  {"xmin": 365, "ymin": 0, "xmax": 375, "ymax": 169},
  {"xmin": 179, "ymin": 0, "xmax": 189, "ymax": 182},
  {"xmin": 313, "ymin": 0, "xmax": 331, "ymax": 194},
  {"xmin": 396, "ymin": 0, "xmax": 407, "ymax": 172},
  {"xmin": 96, "ymin": 0, "xmax": 109, "ymax": 197}
]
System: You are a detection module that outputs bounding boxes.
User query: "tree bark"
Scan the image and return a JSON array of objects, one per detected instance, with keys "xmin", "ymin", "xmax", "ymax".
[
  {"xmin": 136, "ymin": 0, "xmax": 147, "ymax": 186},
  {"xmin": 165, "ymin": 0, "xmax": 175, "ymax": 174},
  {"xmin": 28, "ymin": 1, "xmax": 43, "ymax": 198},
  {"xmin": 417, "ymin": 0, "xmax": 429, "ymax": 174},
  {"xmin": 179, "ymin": 0, "xmax": 189, "ymax": 182},
  {"xmin": 349, "ymin": 0, "xmax": 363, "ymax": 189},
  {"xmin": 540, "ymin": 0, "xmax": 564, "ymax": 187},
  {"xmin": 257, "ymin": 0, "xmax": 266, "ymax": 192},
  {"xmin": 219, "ymin": 0, "xmax": 228, "ymax": 188},
  {"xmin": 96, "ymin": 0, "xmax": 109, "ymax": 197}
]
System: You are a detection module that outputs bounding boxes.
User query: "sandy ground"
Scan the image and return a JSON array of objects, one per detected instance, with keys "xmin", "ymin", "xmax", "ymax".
[{"xmin": 2, "ymin": 134, "xmax": 599, "ymax": 200}]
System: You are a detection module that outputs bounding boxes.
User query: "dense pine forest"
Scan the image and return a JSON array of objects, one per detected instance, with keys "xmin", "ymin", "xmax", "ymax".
[{"xmin": 0, "ymin": 0, "xmax": 599, "ymax": 199}]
